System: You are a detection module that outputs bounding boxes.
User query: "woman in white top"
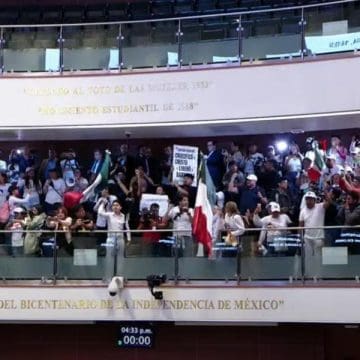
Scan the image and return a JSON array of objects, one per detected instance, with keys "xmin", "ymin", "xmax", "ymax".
[
  {"xmin": 43, "ymin": 168, "xmax": 66, "ymax": 214},
  {"xmin": 97, "ymin": 198, "xmax": 130, "ymax": 257},
  {"xmin": 224, "ymin": 201, "xmax": 245, "ymax": 246},
  {"xmin": 23, "ymin": 167, "xmax": 41, "ymax": 209}
]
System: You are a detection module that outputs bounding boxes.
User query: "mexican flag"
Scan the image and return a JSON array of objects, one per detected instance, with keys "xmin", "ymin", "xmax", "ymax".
[
  {"xmin": 192, "ymin": 159, "xmax": 214, "ymax": 257},
  {"xmin": 82, "ymin": 149, "xmax": 111, "ymax": 201},
  {"xmin": 64, "ymin": 150, "xmax": 111, "ymax": 209}
]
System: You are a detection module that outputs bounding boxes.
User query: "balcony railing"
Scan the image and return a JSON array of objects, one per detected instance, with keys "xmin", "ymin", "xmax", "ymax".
[
  {"xmin": 0, "ymin": 225, "xmax": 359, "ymax": 284},
  {"xmin": 0, "ymin": 0, "xmax": 358, "ymax": 73}
]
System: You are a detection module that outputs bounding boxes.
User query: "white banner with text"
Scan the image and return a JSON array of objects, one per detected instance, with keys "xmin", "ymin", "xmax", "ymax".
[
  {"xmin": 0, "ymin": 55, "xmax": 359, "ymax": 128},
  {"xmin": 0, "ymin": 287, "xmax": 359, "ymax": 323},
  {"xmin": 172, "ymin": 145, "xmax": 198, "ymax": 185}
]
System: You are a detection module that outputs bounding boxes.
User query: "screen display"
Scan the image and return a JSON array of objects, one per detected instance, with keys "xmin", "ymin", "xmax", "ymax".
[{"xmin": 117, "ymin": 322, "xmax": 154, "ymax": 348}]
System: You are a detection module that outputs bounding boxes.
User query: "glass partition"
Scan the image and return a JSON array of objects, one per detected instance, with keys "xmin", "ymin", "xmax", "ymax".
[
  {"xmin": 177, "ymin": 234, "xmax": 238, "ymax": 281},
  {"xmin": 304, "ymin": 226, "xmax": 360, "ymax": 280},
  {"xmin": 242, "ymin": 11, "xmax": 302, "ymax": 61},
  {"xmin": 0, "ymin": 226, "xmax": 359, "ymax": 282},
  {"xmin": 0, "ymin": 1, "xmax": 355, "ymax": 73},
  {"xmin": 120, "ymin": 232, "xmax": 176, "ymax": 280},
  {"xmin": 181, "ymin": 15, "xmax": 239, "ymax": 66},
  {"xmin": 122, "ymin": 20, "xmax": 179, "ymax": 69},
  {"xmin": 239, "ymin": 228, "xmax": 302, "ymax": 281},
  {"xmin": 56, "ymin": 231, "xmax": 114, "ymax": 280},
  {"xmin": 0, "ymin": 230, "xmax": 53, "ymax": 280},
  {"xmin": 3, "ymin": 26, "xmax": 59, "ymax": 72},
  {"xmin": 62, "ymin": 25, "xmax": 112, "ymax": 71}
]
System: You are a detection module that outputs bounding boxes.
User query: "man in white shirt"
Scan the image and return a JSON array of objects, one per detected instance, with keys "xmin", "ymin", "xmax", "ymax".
[
  {"xmin": 168, "ymin": 196, "xmax": 194, "ymax": 256},
  {"xmin": 254, "ymin": 202, "xmax": 292, "ymax": 254},
  {"xmin": 299, "ymin": 191, "xmax": 330, "ymax": 277}
]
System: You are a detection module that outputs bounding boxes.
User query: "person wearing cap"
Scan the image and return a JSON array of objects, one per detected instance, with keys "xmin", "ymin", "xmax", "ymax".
[
  {"xmin": 299, "ymin": 190, "xmax": 331, "ymax": 275},
  {"xmin": 347, "ymin": 146, "xmax": 360, "ymax": 169},
  {"xmin": 238, "ymin": 174, "xmax": 267, "ymax": 215},
  {"xmin": 321, "ymin": 154, "xmax": 342, "ymax": 190},
  {"xmin": 253, "ymin": 202, "xmax": 292, "ymax": 254},
  {"xmin": 6, "ymin": 206, "xmax": 28, "ymax": 256}
]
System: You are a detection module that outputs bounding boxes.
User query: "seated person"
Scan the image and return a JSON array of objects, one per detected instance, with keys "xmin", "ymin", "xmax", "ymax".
[{"xmin": 70, "ymin": 204, "xmax": 94, "ymax": 235}]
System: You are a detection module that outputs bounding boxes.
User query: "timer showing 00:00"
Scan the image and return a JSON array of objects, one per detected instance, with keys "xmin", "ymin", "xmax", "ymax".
[{"xmin": 118, "ymin": 335, "xmax": 152, "ymax": 347}]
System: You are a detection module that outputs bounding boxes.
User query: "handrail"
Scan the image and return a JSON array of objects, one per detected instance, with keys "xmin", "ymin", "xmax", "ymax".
[
  {"xmin": 0, "ymin": 0, "xmax": 354, "ymax": 28},
  {"xmin": 0, "ymin": 225, "xmax": 358, "ymax": 233}
]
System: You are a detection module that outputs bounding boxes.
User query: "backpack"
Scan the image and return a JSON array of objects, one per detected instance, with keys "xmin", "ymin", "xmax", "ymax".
[{"xmin": 0, "ymin": 201, "xmax": 10, "ymax": 224}]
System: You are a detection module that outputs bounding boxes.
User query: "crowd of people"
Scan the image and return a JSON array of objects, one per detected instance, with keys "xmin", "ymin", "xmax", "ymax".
[{"xmin": 0, "ymin": 133, "xmax": 358, "ymax": 259}]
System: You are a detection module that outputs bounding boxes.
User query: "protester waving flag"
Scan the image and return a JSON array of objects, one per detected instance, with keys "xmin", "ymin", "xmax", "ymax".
[{"xmin": 64, "ymin": 150, "xmax": 111, "ymax": 209}]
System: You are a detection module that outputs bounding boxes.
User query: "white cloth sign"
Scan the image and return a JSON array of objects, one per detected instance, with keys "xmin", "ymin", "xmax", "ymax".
[
  {"xmin": 172, "ymin": 145, "xmax": 198, "ymax": 185},
  {"xmin": 140, "ymin": 194, "xmax": 169, "ymax": 217},
  {"xmin": 305, "ymin": 31, "xmax": 360, "ymax": 54}
]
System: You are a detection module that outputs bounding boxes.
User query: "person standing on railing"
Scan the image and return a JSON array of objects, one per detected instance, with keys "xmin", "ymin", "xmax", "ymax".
[{"xmin": 298, "ymin": 191, "xmax": 331, "ymax": 277}]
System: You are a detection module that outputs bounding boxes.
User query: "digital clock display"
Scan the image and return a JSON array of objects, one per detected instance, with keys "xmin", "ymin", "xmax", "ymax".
[{"xmin": 117, "ymin": 322, "xmax": 154, "ymax": 348}]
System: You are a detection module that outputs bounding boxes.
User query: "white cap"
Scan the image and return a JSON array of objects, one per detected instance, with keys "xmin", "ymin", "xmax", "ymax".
[
  {"xmin": 65, "ymin": 178, "xmax": 75, "ymax": 187},
  {"xmin": 304, "ymin": 191, "xmax": 317, "ymax": 199},
  {"xmin": 270, "ymin": 203, "xmax": 281, "ymax": 212},
  {"xmin": 351, "ymin": 147, "xmax": 360, "ymax": 155},
  {"xmin": 247, "ymin": 174, "xmax": 258, "ymax": 181},
  {"xmin": 13, "ymin": 207, "xmax": 26, "ymax": 214},
  {"xmin": 345, "ymin": 165, "xmax": 353, "ymax": 173}
]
